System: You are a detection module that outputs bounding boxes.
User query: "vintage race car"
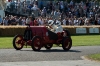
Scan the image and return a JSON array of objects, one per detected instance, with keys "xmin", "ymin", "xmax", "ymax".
[{"xmin": 13, "ymin": 25, "xmax": 72, "ymax": 51}]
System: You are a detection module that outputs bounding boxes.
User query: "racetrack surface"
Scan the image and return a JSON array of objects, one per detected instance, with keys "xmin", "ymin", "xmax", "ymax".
[{"xmin": 0, "ymin": 46, "xmax": 100, "ymax": 62}]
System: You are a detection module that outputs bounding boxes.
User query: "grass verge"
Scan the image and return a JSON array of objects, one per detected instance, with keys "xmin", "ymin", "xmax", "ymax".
[
  {"xmin": 86, "ymin": 54, "xmax": 100, "ymax": 61},
  {"xmin": 0, "ymin": 35, "xmax": 100, "ymax": 49},
  {"xmin": 72, "ymin": 35, "xmax": 100, "ymax": 46},
  {"xmin": 0, "ymin": 37, "xmax": 13, "ymax": 49}
]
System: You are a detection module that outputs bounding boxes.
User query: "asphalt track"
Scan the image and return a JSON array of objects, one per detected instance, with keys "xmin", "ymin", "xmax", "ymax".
[{"xmin": 0, "ymin": 46, "xmax": 100, "ymax": 66}]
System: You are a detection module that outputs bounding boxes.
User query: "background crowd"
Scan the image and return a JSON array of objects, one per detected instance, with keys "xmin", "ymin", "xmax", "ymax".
[{"xmin": 0, "ymin": 0, "xmax": 100, "ymax": 26}]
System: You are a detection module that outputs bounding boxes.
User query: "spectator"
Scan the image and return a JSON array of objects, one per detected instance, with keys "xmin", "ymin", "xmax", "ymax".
[
  {"xmin": 84, "ymin": 18, "xmax": 90, "ymax": 25},
  {"xmin": 29, "ymin": 15, "xmax": 36, "ymax": 26},
  {"xmin": 18, "ymin": 17, "xmax": 23, "ymax": 25},
  {"xmin": 10, "ymin": 16, "xmax": 17, "ymax": 25},
  {"xmin": 31, "ymin": 4, "xmax": 39, "ymax": 17},
  {"xmin": 22, "ymin": 17, "xmax": 26, "ymax": 26},
  {"xmin": 28, "ymin": 4, "xmax": 33, "ymax": 15},
  {"xmin": 62, "ymin": 18, "xmax": 66, "ymax": 25},
  {"xmin": 10, "ymin": 1, "xmax": 15, "ymax": 12},
  {"xmin": 74, "ymin": 17, "xmax": 79, "ymax": 25},
  {"xmin": 26, "ymin": 16, "xmax": 31, "ymax": 25},
  {"xmin": 68, "ymin": 18, "xmax": 73, "ymax": 25},
  {"xmin": 3, "ymin": 0, "xmax": 100, "ymax": 26},
  {"xmin": 33, "ymin": 20, "xmax": 39, "ymax": 26},
  {"xmin": 15, "ymin": 16, "xmax": 19, "ymax": 25},
  {"xmin": 0, "ymin": 15, "xmax": 3, "ymax": 25},
  {"xmin": 98, "ymin": 18, "xmax": 100, "ymax": 25},
  {"xmin": 41, "ymin": 7, "xmax": 47, "ymax": 17},
  {"xmin": 3, "ymin": 17, "xmax": 8, "ymax": 25},
  {"xmin": 38, "ymin": 17, "xmax": 44, "ymax": 25}
]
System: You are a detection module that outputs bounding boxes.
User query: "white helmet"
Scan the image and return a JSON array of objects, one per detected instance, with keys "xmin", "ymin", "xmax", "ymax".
[
  {"xmin": 48, "ymin": 20, "xmax": 54, "ymax": 26},
  {"xmin": 56, "ymin": 20, "xmax": 61, "ymax": 26}
]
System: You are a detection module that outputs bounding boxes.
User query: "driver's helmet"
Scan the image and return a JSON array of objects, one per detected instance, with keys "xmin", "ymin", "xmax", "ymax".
[
  {"xmin": 48, "ymin": 20, "xmax": 54, "ymax": 26},
  {"xmin": 56, "ymin": 20, "xmax": 61, "ymax": 26}
]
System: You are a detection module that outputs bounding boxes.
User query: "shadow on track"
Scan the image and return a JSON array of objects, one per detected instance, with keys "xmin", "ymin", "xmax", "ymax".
[
  {"xmin": 20, "ymin": 49, "xmax": 81, "ymax": 53},
  {"xmin": 40, "ymin": 49, "xmax": 81, "ymax": 53}
]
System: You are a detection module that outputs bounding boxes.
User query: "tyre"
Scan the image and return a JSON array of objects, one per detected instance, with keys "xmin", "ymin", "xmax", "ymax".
[
  {"xmin": 63, "ymin": 29, "xmax": 71, "ymax": 37},
  {"xmin": 45, "ymin": 44, "xmax": 53, "ymax": 49},
  {"xmin": 13, "ymin": 35, "xmax": 24, "ymax": 50},
  {"xmin": 31, "ymin": 36, "xmax": 42, "ymax": 51},
  {"xmin": 62, "ymin": 37, "xmax": 72, "ymax": 51}
]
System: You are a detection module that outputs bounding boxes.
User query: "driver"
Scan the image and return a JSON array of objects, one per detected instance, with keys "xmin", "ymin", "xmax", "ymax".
[
  {"xmin": 48, "ymin": 20, "xmax": 63, "ymax": 33},
  {"xmin": 55, "ymin": 20, "xmax": 63, "ymax": 33},
  {"xmin": 48, "ymin": 20, "xmax": 57, "ymax": 32}
]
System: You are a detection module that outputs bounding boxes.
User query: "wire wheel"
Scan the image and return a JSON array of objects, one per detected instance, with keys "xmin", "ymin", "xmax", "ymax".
[
  {"xmin": 63, "ymin": 29, "xmax": 71, "ymax": 37},
  {"xmin": 13, "ymin": 35, "xmax": 24, "ymax": 50},
  {"xmin": 62, "ymin": 37, "xmax": 72, "ymax": 51},
  {"xmin": 31, "ymin": 36, "xmax": 42, "ymax": 51}
]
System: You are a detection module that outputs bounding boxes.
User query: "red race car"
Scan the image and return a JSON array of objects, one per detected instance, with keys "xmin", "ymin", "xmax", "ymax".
[{"xmin": 13, "ymin": 25, "xmax": 72, "ymax": 51}]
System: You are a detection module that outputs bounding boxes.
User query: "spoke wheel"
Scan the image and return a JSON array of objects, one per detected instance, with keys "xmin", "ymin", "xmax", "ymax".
[
  {"xmin": 13, "ymin": 35, "xmax": 24, "ymax": 50},
  {"xmin": 31, "ymin": 36, "xmax": 42, "ymax": 51},
  {"xmin": 62, "ymin": 37, "xmax": 72, "ymax": 51},
  {"xmin": 63, "ymin": 29, "xmax": 71, "ymax": 37}
]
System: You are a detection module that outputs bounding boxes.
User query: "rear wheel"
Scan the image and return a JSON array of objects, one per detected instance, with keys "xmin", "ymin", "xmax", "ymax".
[
  {"xmin": 13, "ymin": 35, "xmax": 24, "ymax": 50},
  {"xmin": 45, "ymin": 44, "xmax": 53, "ymax": 49},
  {"xmin": 31, "ymin": 36, "xmax": 42, "ymax": 51},
  {"xmin": 62, "ymin": 37, "xmax": 72, "ymax": 51}
]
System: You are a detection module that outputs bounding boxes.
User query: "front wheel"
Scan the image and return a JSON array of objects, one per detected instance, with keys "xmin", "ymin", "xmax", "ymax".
[
  {"xmin": 45, "ymin": 44, "xmax": 53, "ymax": 49},
  {"xmin": 63, "ymin": 29, "xmax": 71, "ymax": 37},
  {"xmin": 31, "ymin": 36, "xmax": 42, "ymax": 51},
  {"xmin": 62, "ymin": 37, "xmax": 72, "ymax": 51},
  {"xmin": 13, "ymin": 35, "xmax": 24, "ymax": 50}
]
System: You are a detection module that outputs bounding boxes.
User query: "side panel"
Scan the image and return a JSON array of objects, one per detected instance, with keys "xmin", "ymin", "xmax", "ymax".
[
  {"xmin": 30, "ymin": 26, "xmax": 47, "ymax": 37},
  {"xmin": 30, "ymin": 26, "xmax": 57, "ymax": 45}
]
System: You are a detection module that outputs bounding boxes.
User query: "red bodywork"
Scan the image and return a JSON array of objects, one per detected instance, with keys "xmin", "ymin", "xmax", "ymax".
[
  {"xmin": 13, "ymin": 25, "xmax": 72, "ymax": 51},
  {"xmin": 25, "ymin": 26, "xmax": 64, "ymax": 47}
]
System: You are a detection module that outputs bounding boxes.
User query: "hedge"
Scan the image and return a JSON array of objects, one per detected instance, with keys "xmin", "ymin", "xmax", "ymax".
[
  {"xmin": 0, "ymin": 26, "xmax": 26, "ymax": 37},
  {"xmin": 0, "ymin": 25, "xmax": 100, "ymax": 37}
]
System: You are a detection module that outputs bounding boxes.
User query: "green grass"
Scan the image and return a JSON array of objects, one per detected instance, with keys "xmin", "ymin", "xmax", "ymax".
[
  {"xmin": 86, "ymin": 54, "xmax": 100, "ymax": 61},
  {"xmin": 72, "ymin": 35, "xmax": 100, "ymax": 46},
  {"xmin": 0, "ymin": 37, "xmax": 13, "ymax": 49},
  {"xmin": 0, "ymin": 35, "xmax": 100, "ymax": 49}
]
